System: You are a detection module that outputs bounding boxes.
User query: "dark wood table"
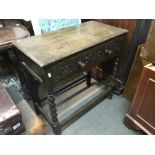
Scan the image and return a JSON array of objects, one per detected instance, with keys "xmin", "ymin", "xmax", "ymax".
[
  {"xmin": 13, "ymin": 21, "xmax": 127, "ymax": 134},
  {"xmin": 0, "ymin": 20, "xmax": 30, "ymax": 52},
  {"xmin": 0, "ymin": 20, "xmax": 30, "ymax": 77}
]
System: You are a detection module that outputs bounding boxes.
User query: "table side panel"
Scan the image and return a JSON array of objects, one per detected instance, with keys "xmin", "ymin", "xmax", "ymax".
[{"xmin": 16, "ymin": 48, "xmax": 43, "ymax": 83}]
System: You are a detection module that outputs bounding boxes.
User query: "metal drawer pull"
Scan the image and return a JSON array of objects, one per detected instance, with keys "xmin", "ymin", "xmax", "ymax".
[
  {"xmin": 78, "ymin": 61, "xmax": 86, "ymax": 68},
  {"xmin": 105, "ymin": 49, "xmax": 112, "ymax": 55},
  {"xmin": 108, "ymin": 50, "xmax": 112, "ymax": 55}
]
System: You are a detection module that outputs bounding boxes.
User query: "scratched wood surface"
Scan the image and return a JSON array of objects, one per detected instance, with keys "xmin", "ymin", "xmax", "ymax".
[
  {"xmin": 0, "ymin": 21, "xmax": 30, "ymax": 52},
  {"xmin": 13, "ymin": 21, "xmax": 127, "ymax": 67}
]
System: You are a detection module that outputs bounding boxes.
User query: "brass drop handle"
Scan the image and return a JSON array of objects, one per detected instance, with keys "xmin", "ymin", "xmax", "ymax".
[
  {"xmin": 108, "ymin": 50, "xmax": 112, "ymax": 55},
  {"xmin": 78, "ymin": 61, "xmax": 86, "ymax": 68},
  {"xmin": 105, "ymin": 49, "xmax": 112, "ymax": 55},
  {"xmin": 105, "ymin": 49, "xmax": 109, "ymax": 54}
]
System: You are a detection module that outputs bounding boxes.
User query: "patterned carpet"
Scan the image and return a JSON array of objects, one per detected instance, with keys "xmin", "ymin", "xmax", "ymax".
[{"xmin": 0, "ymin": 73, "xmax": 24, "ymax": 95}]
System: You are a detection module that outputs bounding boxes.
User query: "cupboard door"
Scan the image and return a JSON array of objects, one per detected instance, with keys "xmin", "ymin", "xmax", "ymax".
[
  {"xmin": 125, "ymin": 64, "xmax": 155, "ymax": 134},
  {"xmin": 136, "ymin": 78, "xmax": 155, "ymax": 128}
]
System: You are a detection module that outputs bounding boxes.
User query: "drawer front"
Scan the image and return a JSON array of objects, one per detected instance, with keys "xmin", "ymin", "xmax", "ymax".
[{"xmin": 46, "ymin": 36, "xmax": 123, "ymax": 86}]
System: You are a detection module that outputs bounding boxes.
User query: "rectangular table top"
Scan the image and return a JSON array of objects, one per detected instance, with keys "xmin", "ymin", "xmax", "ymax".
[{"xmin": 13, "ymin": 21, "xmax": 128, "ymax": 67}]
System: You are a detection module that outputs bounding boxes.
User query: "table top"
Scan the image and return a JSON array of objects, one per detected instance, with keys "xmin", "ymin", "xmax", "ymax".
[
  {"xmin": 13, "ymin": 21, "xmax": 128, "ymax": 67},
  {"xmin": 0, "ymin": 20, "xmax": 30, "ymax": 51}
]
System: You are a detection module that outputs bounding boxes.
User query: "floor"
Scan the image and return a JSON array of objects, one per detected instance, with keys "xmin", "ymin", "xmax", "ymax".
[
  {"xmin": 42, "ymin": 95, "xmax": 143, "ymax": 135},
  {"xmin": 0, "ymin": 74, "xmax": 144, "ymax": 135}
]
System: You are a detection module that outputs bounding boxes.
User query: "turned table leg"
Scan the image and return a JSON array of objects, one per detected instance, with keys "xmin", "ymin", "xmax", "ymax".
[
  {"xmin": 86, "ymin": 70, "xmax": 92, "ymax": 87},
  {"xmin": 109, "ymin": 56, "xmax": 120, "ymax": 99},
  {"xmin": 48, "ymin": 91, "xmax": 61, "ymax": 134}
]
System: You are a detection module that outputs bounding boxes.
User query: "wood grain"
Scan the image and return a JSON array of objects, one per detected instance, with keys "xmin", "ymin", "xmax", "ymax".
[
  {"xmin": 124, "ymin": 64, "xmax": 155, "ymax": 134},
  {"xmin": 0, "ymin": 20, "xmax": 30, "ymax": 51},
  {"xmin": 123, "ymin": 45, "xmax": 149, "ymax": 102},
  {"xmin": 93, "ymin": 19, "xmax": 137, "ymax": 84},
  {"xmin": 13, "ymin": 21, "xmax": 127, "ymax": 67}
]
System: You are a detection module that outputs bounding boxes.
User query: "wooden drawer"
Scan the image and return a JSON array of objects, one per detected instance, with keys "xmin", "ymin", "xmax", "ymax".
[{"xmin": 46, "ymin": 36, "xmax": 122, "ymax": 87}]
